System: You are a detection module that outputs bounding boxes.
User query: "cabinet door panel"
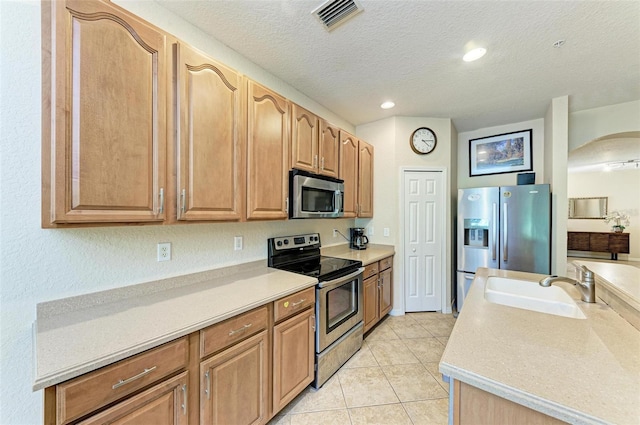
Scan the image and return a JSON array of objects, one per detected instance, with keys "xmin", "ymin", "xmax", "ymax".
[
  {"xmin": 273, "ymin": 309, "xmax": 315, "ymax": 413},
  {"xmin": 291, "ymin": 104, "xmax": 318, "ymax": 173},
  {"xmin": 175, "ymin": 43, "xmax": 244, "ymax": 221},
  {"xmin": 363, "ymin": 275, "xmax": 379, "ymax": 333},
  {"xmin": 46, "ymin": 0, "xmax": 166, "ymax": 224},
  {"xmin": 339, "ymin": 132, "xmax": 358, "ymax": 218},
  {"xmin": 379, "ymin": 267, "xmax": 393, "ymax": 317},
  {"xmin": 319, "ymin": 120, "xmax": 340, "ymax": 178},
  {"xmin": 200, "ymin": 330, "xmax": 268, "ymax": 425},
  {"xmin": 358, "ymin": 140, "xmax": 374, "ymax": 218},
  {"xmin": 247, "ymin": 81, "xmax": 289, "ymax": 220},
  {"xmin": 77, "ymin": 372, "xmax": 188, "ymax": 425}
]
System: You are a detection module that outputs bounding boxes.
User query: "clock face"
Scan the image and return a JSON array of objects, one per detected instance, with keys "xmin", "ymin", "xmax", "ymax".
[{"xmin": 410, "ymin": 127, "xmax": 437, "ymax": 154}]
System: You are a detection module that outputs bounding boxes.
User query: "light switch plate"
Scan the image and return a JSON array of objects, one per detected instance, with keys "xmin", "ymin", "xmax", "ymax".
[
  {"xmin": 234, "ymin": 236, "xmax": 243, "ymax": 250},
  {"xmin": 383, "ymin": 228, "xmax": 390, "ymax": 237}
]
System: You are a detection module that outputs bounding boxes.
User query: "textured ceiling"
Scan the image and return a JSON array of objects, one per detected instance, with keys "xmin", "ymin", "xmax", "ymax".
[
  {"xmin": 154, "ymin": 0, "xmax": 640, "ymax": 133},
  {"xmin": 568, "ymin": 132, "xmax": 640, "ymax": 173}
]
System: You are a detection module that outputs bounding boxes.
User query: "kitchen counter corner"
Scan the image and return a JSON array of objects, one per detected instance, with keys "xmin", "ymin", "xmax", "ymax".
[{"xmin": 440, "ymin": 267, "xmax": 640, "ymax": 424}]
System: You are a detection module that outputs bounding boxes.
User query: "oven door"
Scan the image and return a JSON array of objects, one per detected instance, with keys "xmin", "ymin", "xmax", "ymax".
[
  {"xmin": 316, "ymin": 267, "xmax": 364, "ymax": 353},
  {"xmin": 290, "ymin": 171, "xmax": 344, "ymax": 219}
]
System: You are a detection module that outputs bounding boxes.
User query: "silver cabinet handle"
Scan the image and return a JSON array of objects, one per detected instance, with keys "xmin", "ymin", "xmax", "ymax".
[
  {"xmin": 285, "ymin": 197, "xmax": 289, "ymax": 214},
  {"xmin": 181, "ymin": 189, "xmax": 186, "ymax": 213},
  {"xmin": 311, "ymin": 316, "xmax": 316, "ymax": 331},
  {"xmin": 181, "ymin": 384, "xmax": 187, "ymax": 415},
  {"xmin": 313, "ymin": 154, "xmax": 318, "ymax": 169},
  {"xmin": 228, "ymin": 323, "xmax": 252, "ymax": 336},
  {"xmin": 204, "ymin": 370, "xmax": 211, "ymax": 400},
  {"xmin": 320, "ymin": 157, "xmax": 325, "ymax": 171},
  {"xmin": 158, "ymin": 188, "xmax": 164, "ymax": 215},
  {"xmin": 291, "ymin": 299, "xmax": 306, "ymax": 307},
  {"xmin": 112, "ymin": 366, "xmax": 157, "ymax": 389}
]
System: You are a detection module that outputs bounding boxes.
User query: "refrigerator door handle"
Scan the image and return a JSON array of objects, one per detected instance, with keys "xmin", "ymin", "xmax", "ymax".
[
  {"xmin": 492, "ymin": 202, "xmax": 498, "ymax": 261},
  {"xmin": 503, "ymin": 202, "xmax": 508, "ymax": 262}
]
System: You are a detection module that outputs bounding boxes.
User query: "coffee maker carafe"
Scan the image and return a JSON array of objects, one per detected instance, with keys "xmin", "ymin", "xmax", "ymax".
[{"xmin": 349, "ymin": 227, "xmax": 369, "ymax": 250}]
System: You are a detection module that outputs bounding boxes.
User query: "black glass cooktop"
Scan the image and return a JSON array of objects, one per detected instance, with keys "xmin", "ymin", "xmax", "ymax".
[{"xmin": 277, "ymin": 256, "xmax": 362, "ymax": 282}]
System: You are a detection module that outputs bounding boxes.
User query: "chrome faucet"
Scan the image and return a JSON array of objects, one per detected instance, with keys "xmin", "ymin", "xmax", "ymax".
[{"xmin": 539, "ymin": 263, "xmax": 596, "ymax": 303}]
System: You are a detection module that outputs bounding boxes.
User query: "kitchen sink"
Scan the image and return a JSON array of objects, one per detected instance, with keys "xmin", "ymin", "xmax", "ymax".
[{"xmin": 484, "ymin": 276, "xmax": 587, "ymax": 319}]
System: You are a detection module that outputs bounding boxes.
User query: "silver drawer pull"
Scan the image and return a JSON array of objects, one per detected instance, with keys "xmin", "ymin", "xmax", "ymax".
[
  {"xmin": 291, "ymin": 299, "xmax": 306, "ymax": 307},
  {"xmin": 228, "ymin": 323, "xmax": 252, "ymax": 336},
  {"xmin": 112, "ymin": 366, "xmax": 157, "ymax": 389}
]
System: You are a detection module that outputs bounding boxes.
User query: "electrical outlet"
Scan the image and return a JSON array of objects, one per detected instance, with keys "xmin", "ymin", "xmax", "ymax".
[
  {"xmin": 333, "ymin": 229, "xmax": 338, "ymax": 238},
  {"xmin": 384, "ymin": 228, "xmax": 390, "ymax": 237},
  {"xmin": 234, "ymin": 236, "xmax": 243, "ymax": 251},
  {"xmin": 368, "ymin": 227, "xmax": 374, "ymax": 236},
  {"xmin": 157, "ymin": 242, "xmax": 171, "ymax": 262}
]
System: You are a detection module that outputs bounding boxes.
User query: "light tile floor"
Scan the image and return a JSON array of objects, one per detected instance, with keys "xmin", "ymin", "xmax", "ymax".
[{"xmin": 268, "ymin": 312, "xmax": 454, "ymax": 425}]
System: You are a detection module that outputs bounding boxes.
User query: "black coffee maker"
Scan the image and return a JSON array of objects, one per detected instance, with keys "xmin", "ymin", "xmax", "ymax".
[{"xmin": 349, "ymin": 227, "xmax": 369, "ymax": 250}]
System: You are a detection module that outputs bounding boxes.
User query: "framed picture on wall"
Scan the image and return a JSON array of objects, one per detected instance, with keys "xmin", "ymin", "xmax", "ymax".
[{"xmin": 469, "ymin": 129, "xmax": 532, "ymax": 177}]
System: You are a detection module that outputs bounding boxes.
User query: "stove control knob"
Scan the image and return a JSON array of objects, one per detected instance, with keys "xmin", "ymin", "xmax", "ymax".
[
  {"xmin": 276, "ymin": 241, "xmax": 282, "ymax": 247},
  {"xmin": 283, "ymin": 239, "xmax": 289, "ymax": 245}
]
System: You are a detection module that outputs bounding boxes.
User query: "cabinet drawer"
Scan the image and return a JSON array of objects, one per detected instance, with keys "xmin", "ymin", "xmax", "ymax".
[
  {"xmin": 200, "ymin": 306, "xmax": 268, "ymax": 358},
  {"xmin": 363, "ymin": 262, "xmax": 379, "ymax": 280},
  {"xmin": 274, "ymin": 287, "xmax": 316, "ymax": 323},
  {"xmin": 379, "ymin": 256, "xmax": 393, "ymax": 271},
  {"xmin": 56, "ymin": 337, "xmax": 189, "ymax": 425}
]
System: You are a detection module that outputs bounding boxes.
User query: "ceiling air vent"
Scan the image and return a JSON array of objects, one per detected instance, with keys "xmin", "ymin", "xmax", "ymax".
[{"xmin": 312, "ymin": 0, "xmax": 364, "ymax": 31}]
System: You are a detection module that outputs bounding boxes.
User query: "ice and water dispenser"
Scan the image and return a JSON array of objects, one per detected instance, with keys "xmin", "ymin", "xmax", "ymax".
[{"xmin": 462, "ymin": 219, "xmax": 489, "ymax": 249}]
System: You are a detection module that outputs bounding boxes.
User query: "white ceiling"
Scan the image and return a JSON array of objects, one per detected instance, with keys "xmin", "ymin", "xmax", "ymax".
[
  {"xmin": 154, "ymin": 0, "xmax": 640, "ymax": 133},
  {"xmin": 568, "ymin": 132, "xmax": 640, "ymax": 173}
]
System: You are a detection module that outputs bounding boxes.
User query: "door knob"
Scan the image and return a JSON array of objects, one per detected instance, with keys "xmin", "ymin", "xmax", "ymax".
[{"xmin": 412, "ymin": 248, "xmax": 416, "ymax": 252}]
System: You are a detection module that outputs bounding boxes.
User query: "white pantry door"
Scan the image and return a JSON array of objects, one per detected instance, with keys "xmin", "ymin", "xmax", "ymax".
[{"xmin": 404, "ymin": 171, "xmax": 444, "ymax": 312}]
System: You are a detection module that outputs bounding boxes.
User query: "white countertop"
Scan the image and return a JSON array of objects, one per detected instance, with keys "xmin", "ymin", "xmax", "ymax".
[
  {"xmin": 440, "ymin": 267, "xmax": 640, "ymax": 425},
  {"xmin": 321, "ymin": 243, "xmax": 395, "ymax": 265},
  {"xmin": 33, "ymin": 261, "xmax": 317, "ymax": 391}
]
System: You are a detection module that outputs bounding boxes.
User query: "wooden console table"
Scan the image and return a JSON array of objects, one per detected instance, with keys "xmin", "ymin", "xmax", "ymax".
[{"xmin": 567, "ymin": 231, "xmax": 630, "ymax": 260}]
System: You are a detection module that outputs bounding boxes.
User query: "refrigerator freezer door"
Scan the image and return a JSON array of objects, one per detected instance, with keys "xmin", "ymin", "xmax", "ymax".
[
  {"xmin": 500, "ymin": 184, "xmax": 551, "ymax": 274},
  {"xmin": 456, "ymin": 272, "xmax": 475, "ymax": 312},
  {"xmin": 457, "ymin": 187, "xmax": 499, "ymax": 273}
]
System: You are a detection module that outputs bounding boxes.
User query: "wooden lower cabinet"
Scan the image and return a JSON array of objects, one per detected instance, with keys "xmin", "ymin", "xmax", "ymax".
[
  {"xmin": 77, "ymin": 372, "xmax": 188, "ymax": 425},
  {"xmin": 272, "ymin": 308, "xmax": 315, "ymax": 413},
  {"xmin": 200, "ymin": 330, "xmax": 269, "ymax": 425},
  {"xmin": 452, "ymin": 380, "xmax": 565, "ymax": 425},
  {"xmin": 363, "ymin": 256, "xmax": 394, "ymax": 333},
  {"xmin": 45, "ymin": 292, "xmax": 317, "ymax": 425}
]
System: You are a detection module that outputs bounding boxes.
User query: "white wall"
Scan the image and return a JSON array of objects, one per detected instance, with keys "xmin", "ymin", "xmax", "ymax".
[
  {"xmin": 0, "ymin": 2, "xmax": 356, "ymax": 423},
  {"xmin": 568, "ymin": 168, "xmax": 640, "ymax": 260},
  {"xmin": 356, "ymin": 117, "xmax": 455, "ymax": 314},
  {"xmin": 457, "ymin": 119, "xmax": 545, "ymax": 188},
  {"xmin": 569, "ymin": 100, "xmax": 640, "ymax": 150}
]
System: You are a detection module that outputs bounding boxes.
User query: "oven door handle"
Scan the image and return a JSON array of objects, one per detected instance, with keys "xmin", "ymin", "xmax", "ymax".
[{"xmin": 318, "ymin": 267, "xmax": 364, "ymax": 288}]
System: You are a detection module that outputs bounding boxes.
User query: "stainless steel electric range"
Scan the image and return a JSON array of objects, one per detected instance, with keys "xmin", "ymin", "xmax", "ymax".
[{"xmin": 268, "ymin": 233, "xmax": 364, "ymax": 388}]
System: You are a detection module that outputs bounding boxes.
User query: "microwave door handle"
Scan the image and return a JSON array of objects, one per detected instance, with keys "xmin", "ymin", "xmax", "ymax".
[{"xmin": 334, "ymin": 190, "xmax": 342, "ymax": 214}]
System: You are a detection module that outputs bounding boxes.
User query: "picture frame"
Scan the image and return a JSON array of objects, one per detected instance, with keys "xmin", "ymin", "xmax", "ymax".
[{"xmin": 469, "ymin": 129, "xmax": 532, "ymax": 177}]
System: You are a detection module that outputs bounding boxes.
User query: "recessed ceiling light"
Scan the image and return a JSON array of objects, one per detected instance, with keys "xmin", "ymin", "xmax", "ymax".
[
  {"xmin": 463, "ymin": 47, "xmax": 486, "ymax": 62},
  {"xmin": 380, "ymin": 101, "xmax": 395, "ymax": 109}
]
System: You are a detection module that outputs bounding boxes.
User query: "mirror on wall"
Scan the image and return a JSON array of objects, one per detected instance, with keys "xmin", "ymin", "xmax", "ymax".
[{"xmin": 568, "ymin": 197, "xmax": 608, "ymax": 219}]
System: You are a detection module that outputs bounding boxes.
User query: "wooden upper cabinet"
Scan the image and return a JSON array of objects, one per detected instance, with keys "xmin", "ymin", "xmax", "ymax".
[
  {"xmin": 246, "ymin": 81, "xmax": 289, "ymax": 220},
  {"xmin": 42, "ymin": 0, "xmax": 167, "ymax": 226},
  {"xmin": 318, "ymin": 120, "xmax": 340, "ymax": 178},
  {"xmin": 290, "ymin": 104, "xmax": 318, "ymax": 174},
  {"xmin": 174, "ymin": 42, "xmax": 244, "ymax": 221},
  {"xmin": 358, "ymin": 140, "xmax": 374, "ymax": 218},
  {"xmin": 339, "ymin": 131, "xmax": 359, "ymax": 218}
]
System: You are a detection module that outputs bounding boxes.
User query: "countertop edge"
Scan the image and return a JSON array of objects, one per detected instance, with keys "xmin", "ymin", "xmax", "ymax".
[
  {"xmin": 33, "ymin": 272, "xmax": 317, "ymax": 391},
  {"xmin": 439, "ymin": 363, "xmax": 607, "ymax": 425}
]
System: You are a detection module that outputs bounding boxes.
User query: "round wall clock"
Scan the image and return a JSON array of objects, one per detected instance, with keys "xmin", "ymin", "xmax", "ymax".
[{"xmin": 410, "ymin": 127, "xmax": 437, "ymax": 155}]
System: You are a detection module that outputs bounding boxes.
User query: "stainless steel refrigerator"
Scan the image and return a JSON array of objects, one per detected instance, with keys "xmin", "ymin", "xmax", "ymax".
[{"xmin": 456, "ymin": 184, "xmax": 551, "ymax": 311}]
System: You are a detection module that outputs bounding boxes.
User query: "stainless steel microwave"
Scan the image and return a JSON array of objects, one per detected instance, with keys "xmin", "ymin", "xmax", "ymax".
[{"xmin": 289, "ymin": 169, "xmax": 344, "ymax": 219}]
